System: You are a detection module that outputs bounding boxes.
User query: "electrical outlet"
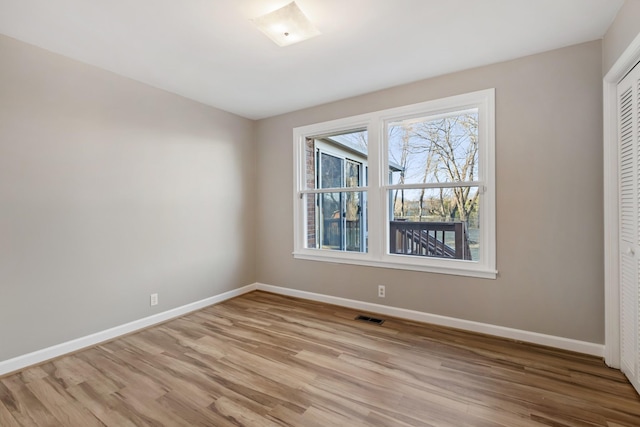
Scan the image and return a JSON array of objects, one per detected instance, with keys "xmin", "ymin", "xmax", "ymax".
[
  {"xmin": 150, "ymin": 293, "xmax": 158, "ymax": 306},
  {"xmin": 378, "ymin": 285, "xmax": 385, "ymax": 298}
]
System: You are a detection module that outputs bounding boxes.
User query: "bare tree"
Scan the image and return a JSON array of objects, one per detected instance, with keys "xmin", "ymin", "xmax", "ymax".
[
  {"xmin": 411, "ymin": 113, "xmax": 479, "ymax": 223},
  {"xmin": 389, "ymin": 124, "xmax": 411, "ymax": 217}
]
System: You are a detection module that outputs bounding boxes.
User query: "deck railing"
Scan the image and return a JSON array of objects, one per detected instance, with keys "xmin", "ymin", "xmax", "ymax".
[
  {"xmin": 389, "ymin": 221, "xmax": 472, "ymax": 260},
  {"xmin": 322, "ymin": 218, "xmax": 362, "ymax": 251}
]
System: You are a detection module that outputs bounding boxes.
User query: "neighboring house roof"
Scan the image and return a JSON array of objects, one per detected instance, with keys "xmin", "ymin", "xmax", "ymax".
[{"xmin": 323, "ymin": 136, "xmax": 403, "ymax": 172}]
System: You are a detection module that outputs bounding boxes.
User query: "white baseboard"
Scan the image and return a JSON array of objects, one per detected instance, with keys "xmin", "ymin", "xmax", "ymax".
[
  {"xmin": 255, "ymin": 283, "xmax": 604, "ymax": 357},
  {"xmin": 0, "ymin": 284, "xmax": 257, "ymax": 376},
  {"xmin": 1, "ymin": 281, "xmax": 604, "ymax": 376}
]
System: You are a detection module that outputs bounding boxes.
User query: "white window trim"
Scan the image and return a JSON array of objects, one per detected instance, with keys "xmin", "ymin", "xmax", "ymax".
[{"xmin": 293, "ymin": 89, "xmax": 497, "ymax": 279}]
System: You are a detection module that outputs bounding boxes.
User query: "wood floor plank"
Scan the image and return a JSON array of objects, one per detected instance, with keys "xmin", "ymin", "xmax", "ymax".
[
  {"xmin": 211, "ymin": 396, "xmax": 284, "ymax": 427},
  {"xmin": 65, "ymin": 382, "xmax": 138, "ymax": 427},
  {"xmin": 0, "ymin": 376, "xmax": 61, "ymax": 426},
  {"xmin": 25, "ymin": 377, "xmax": 103, "ymax": 427},
  {"xmin": 2, "ymin": 290, "xmax": 640, "ymax": 426},
  {"xmin": 0, "ymin": 399, "xmax": 21, "ymax": 427}
]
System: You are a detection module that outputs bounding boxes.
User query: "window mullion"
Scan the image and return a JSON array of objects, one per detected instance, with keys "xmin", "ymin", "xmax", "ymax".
[
  {"xmin": 299, "ymin": 187, "xmax": 370, "ymax": 195},
  {"xmin": 366, "ymin": 116, "xmax": 384, "ymax": 260},
  {"xmin": 384, "ymin": 181, "xmax": 483, "ymax": 191}
]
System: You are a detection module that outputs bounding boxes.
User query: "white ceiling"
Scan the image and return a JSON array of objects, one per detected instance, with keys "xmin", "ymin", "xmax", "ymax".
[{"xmin": 0, "ymin": 0, "xmax": 625, "ymax": 119}]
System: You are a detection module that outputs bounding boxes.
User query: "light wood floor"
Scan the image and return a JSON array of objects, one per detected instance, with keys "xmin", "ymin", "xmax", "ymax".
[{"xmin": 1, "ymin": 291, "xmax": 640, "ymax": 426}]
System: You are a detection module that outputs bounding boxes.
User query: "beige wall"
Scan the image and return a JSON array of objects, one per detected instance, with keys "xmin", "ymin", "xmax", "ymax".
[
  {"xmin": 256, "ymin": 41, "xmax": 604, "ymax": 344},
  {"xmin": 603, "ymin": 0, "xmax": 640, "ymax": 74},
  {"xmin": 0, "ymin": 35, "xmax": 256, "ymax": 361}
]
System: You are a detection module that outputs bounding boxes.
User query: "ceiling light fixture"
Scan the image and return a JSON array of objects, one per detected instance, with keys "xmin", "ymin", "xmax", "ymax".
[{"xmin": 251, "ymin": 1, "xmax": 320, "ymax": 47}]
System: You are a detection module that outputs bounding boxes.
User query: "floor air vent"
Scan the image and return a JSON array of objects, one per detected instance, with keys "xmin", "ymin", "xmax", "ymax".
[{"xmin": 355, "ymin": 315, "xmax": 385, "ymax": 325}]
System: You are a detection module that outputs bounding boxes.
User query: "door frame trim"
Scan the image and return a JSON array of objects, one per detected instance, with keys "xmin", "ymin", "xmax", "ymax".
[{"xmin": 603, "ymin": 32, "xmax": 640, "ymax": 368}]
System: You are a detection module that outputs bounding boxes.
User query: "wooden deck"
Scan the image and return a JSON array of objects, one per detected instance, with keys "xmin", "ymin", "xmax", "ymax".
[
  {"xmin": 390, "ymin": 220, "xmax": 472, "ymax": 260},
  {"xmin": 1, "ymin": 291, "xmax": 639, "ymax": 426}
]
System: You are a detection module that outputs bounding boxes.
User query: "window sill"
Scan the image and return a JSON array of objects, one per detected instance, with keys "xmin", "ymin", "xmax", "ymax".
[{"xmin": 292, "ymin": 251, "xmax": 497, "ymax": 279}]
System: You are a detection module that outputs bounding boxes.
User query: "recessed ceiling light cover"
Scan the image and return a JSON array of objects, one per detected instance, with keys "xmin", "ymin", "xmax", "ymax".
[{"xmin": 251, "ymin": 1, "xmax": 320, "ymax": 47}]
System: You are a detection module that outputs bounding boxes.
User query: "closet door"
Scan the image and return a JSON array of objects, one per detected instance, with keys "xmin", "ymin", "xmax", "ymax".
[{"xmin": 619, "ymin": 63, "xmax": 640, "ymax": 393}]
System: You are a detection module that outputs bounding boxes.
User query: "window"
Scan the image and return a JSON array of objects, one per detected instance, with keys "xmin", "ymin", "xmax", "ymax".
[
  {"xmin": 311, "ymin": 132, "xmax": 368, "ymax": 252},
  {"xmin": 293, "ymin": 89, "xmax": 496, "ymax": 278}
]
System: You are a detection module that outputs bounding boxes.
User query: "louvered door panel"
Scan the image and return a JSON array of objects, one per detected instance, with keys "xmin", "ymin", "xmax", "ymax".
[
  {"xmin": 620, "ymin": 87, "xmax": 634, "ymax": 245},
  {"xmin": 619, "ymin": 63, "xmax": 640, "ymax": 393}
]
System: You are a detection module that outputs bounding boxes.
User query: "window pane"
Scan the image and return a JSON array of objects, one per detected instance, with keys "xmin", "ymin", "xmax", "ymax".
[
  {"xmin": 388, "ymin": 110, "xmax": 478, "ymax": 185},
  {"xmin": 346, "ymin": 160, "xmax": 361, "ymax": 188},
  {"xmin": 305, "ymin": 192, "xmax": 367, "ymax": 253},
  {"xmin": 327, "ymin": 131, "xmax": 368, "ymax": 169},
  {"xmin": 320, "ymin": 153, "xmax": 343, "ymax": 189},
  {"xmin": 321, "ymin": 192, "xmax": 342, "ymax": 249},
  {"xmin": 305, "ymin": 130, "xmax": 368, "ymax": 191},
  {"xmin": 344, "ymin": 191, "xmax": 365, "ymax": 251},
  {"xmin": 389, "ymin": 187, "xmax": 479, "ymax": 261}
]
